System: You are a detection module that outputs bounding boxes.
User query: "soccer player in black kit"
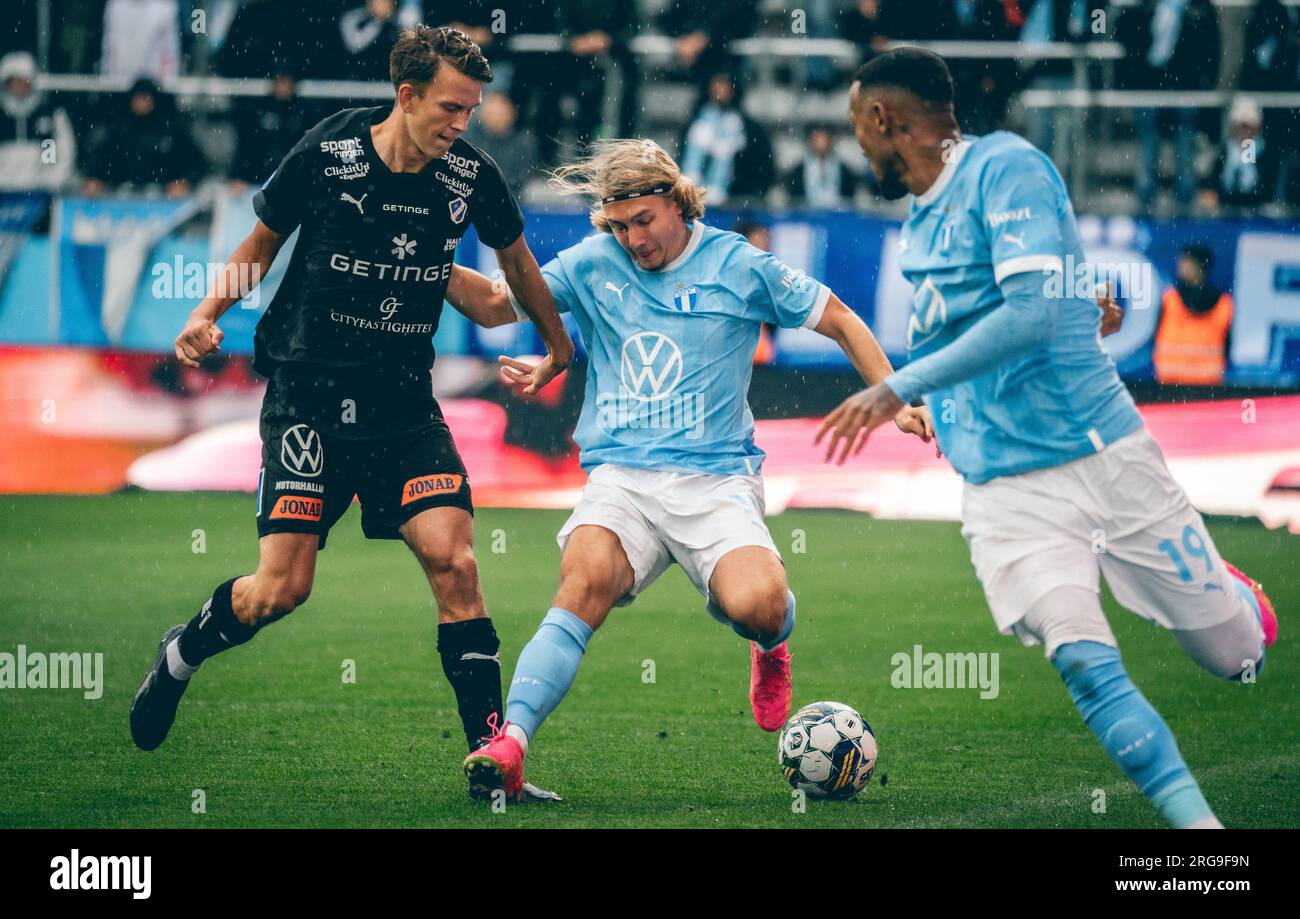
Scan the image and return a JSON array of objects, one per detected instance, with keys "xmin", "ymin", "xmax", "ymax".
[{"xmin": 129, "ymin": 26, "xmax": 574, "ymax": 800}]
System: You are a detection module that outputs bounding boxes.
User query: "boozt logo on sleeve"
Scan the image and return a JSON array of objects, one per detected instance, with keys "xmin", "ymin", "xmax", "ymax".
[
  {"xmin": 987, "ymin": 206, "xmax": 1032, "ymax": 228},
  {"xmin": 779, "ymin": 265, "xmax": 812, "ymax": 292}
]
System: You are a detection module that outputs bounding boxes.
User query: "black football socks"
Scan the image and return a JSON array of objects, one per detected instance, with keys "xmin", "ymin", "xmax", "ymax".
[
  {"xmin": 173, "ymin": 577, "xmax": 261, "ymax": 676},
  {"xmin": 438, "ymin": 617, "xmax": 504, "ymax": 751}
]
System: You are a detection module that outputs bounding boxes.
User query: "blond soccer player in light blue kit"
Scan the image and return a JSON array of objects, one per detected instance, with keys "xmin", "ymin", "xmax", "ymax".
[{"xmin": 444, "ymin": 139, "xmax": 934, "ymax": 799}]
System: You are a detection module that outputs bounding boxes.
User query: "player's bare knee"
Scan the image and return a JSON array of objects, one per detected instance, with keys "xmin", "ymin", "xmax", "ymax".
[
  {"xmin": 559, "ymin": 562, "xmax": 622, "ymax": 612},
  {"xmin": 721, "ymin": 584, "xmax": 787, "ymax": 638},
  {"xmin": 244, "ymin": 576, "xmax": 311, "ymax": 623},
  {"xmin": 751, "ymin": 587, "xmax": 790, "ymax": 638},
  {"xmin": 418, "ymin": 539, "xmax": 477, "ymax": 586}
]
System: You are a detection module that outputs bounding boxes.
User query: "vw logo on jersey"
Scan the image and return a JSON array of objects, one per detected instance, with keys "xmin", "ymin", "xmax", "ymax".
[
  {"xmin": 907, "ymin": 276, "xmax": 948, "ymax": 350},
  {"xmin": 280, "ymin": 424, "xmax": 324, "ymax": 478},
  {"xmin": 448, "ymin": 197, "xmax": 467, "ymax": 224},
  {"xmin": 673, "ymin": 285, "xmax": 698, "ymax": 312},
  {"xmin": 620, "ymin": 331, "xmax": 683, "ymax": 402}
]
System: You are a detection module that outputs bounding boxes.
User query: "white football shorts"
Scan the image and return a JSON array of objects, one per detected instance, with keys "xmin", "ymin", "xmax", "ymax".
[
  {"xmin": 557, "ymin": 463, "xmax": 781, "ymax": 607},
  {"xmin": 960, "ymin": 427, "xmax": 1254, "ymax": 651}
]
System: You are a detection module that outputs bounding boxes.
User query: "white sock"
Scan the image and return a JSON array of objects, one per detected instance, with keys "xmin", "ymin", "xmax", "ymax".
[
  {"xmin": 505, "ymin": 723, "xmax": 530, "ymax": 753},
  {"xmin": 1187, "ymin": 815, "xmax": 1225, "ymax": 829},
  {"xmin": 165, "ymin": 638, "xmax": 199, "ymax": 681}
]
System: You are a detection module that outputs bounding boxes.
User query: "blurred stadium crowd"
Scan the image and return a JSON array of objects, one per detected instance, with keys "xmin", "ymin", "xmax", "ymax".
[{"xmin": 3, "ymin": 0, "xmax": 1300, "ymax": 215}]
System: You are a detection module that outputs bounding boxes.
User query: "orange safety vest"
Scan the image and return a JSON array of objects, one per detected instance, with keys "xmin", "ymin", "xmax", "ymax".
[
  {"xmin": 1153, "ymin": 287, "xmax": 1233, "ymax": 386},
  {"xmin": 753, "ymin": 324, "xmax": 776, "ymax": 366}
]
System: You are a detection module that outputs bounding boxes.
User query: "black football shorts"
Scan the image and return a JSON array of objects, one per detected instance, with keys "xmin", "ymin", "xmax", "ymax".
[{"xmin": 256, "ymin": 407, "xmax": 473, "ymax": 550}]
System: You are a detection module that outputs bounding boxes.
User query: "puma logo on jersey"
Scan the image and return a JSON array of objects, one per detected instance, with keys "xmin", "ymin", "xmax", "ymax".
[
  {"xmin": 340, "ymin": 192, "xmax": 367, "ymax": 215},
  {"xmin": 1001, "ymin": 231, "xmax": 1026, "ymax": 250},
  {"xmin": 604, "ymin": 281, "xmax": 630, "ymax": 302}
]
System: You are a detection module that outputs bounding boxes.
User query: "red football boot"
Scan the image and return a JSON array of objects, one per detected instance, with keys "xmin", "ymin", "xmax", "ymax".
[
  {"xmin": 463, "ymin": 713, "xmax": 525, "ymax": 801},
  {"xmin": 750, "ymin": 641, "xmax": 793, "ymax": 732},
  {"xmin": 1225, "ymin": 561, "xmax": 1278, "ymax": 647}
]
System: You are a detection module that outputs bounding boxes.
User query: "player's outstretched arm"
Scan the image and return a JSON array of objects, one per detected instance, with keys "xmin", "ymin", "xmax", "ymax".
[
  {"xmin": 812, "ymin": 294, "xmax": 935, "ymax": 447},
  {"xmin": 445, "ymin": 264, "xmax": 517, "ymax": 328},
  {"xmin": 817, "ymin": 272, "xmax": 1060, "ymax": 464},
  {"xmin": 493, "ymin": 236, "xmax": 575, "ymax": 392},
  {"xmin": 173, "ymin": 219, "xmax": 287, "ymax": 368}
]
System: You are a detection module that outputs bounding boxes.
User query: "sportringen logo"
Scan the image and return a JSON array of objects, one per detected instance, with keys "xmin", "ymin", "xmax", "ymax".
[
  {"xmin": 442, "ymin": 151, "xmax": 481, "ymax": 178},
  {"xmin": 280, "ymin": 424, "xmax": 323, "ymax": 478},
  {"xmin": 320, "ymin": 137, "xmax": 364, "ymax": 162}
]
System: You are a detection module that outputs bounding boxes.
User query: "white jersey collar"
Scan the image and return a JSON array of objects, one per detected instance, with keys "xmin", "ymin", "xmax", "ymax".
[
  {"xmin": 647, "ymin": 219, "xmax": 704, "ymax": 273},
  {"xmin": 915, "ymin": 139, "xmax": 971, "ymax": 207}
]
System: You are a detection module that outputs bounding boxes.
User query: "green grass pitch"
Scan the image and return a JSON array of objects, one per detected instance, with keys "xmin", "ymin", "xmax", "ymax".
[{"xmin": 1, "ymin": 493, "xmax": 1296, "ymax": 828}]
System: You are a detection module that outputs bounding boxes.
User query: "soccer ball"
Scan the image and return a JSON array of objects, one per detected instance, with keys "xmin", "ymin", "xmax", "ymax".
[{"xmin": 778, "ymin": 701, "xmax": 877, "ymax": 800}]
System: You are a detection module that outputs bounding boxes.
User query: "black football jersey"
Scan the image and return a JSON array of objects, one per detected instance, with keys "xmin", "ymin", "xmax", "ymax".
[{"xmin": 251, "ymin": 106, "xmax": 524, "ymax": 381}]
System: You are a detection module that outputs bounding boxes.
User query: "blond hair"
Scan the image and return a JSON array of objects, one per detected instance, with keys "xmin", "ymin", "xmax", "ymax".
[{"xmin": 548, "ymin": 139, "xmax": 707, "ymax": 232}]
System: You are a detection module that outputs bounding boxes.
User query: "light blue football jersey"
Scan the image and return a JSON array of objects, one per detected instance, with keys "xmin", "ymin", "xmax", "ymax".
[
  {"xmin": 529, "ymin": 221, "xmax": 830, "ymax": 475},
  {"xmin": 895, "ymin": 131, "xmax": 1142, "ymax": 483}
]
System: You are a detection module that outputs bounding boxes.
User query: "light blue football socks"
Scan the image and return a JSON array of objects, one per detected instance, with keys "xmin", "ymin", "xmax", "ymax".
[
  {"xmin": 504, "ymin": 608, "xmax": 592, "ymax": 745},
  {"xmin": 1053, "ymin": 640, "xmax": 1219, "ymax": 828}
]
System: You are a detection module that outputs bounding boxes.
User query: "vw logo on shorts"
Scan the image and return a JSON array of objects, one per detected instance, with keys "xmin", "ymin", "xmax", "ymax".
[
  {"xmin": 281, "ymin": 424, "xmax": 324, "ymax": 478},
  {"xmin": 620, "ymin": 331, "xmax": 683, "ymax": 402}
]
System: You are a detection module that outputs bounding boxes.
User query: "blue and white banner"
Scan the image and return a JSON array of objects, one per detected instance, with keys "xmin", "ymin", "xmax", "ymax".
[
  {"xmin": 461, "ymin": 210, "xmax": 1300, "ymax": 386},
  {"xmin": 0, "ymin": 191, "xmax": 49, "ymax": 297},
  {"xmin": 55, "ymin": 196, "xmax": 205, "ymax": 346},
  {"xmin": 2, "ymin": 202, "xmax": 1297, "ymax": 385}
]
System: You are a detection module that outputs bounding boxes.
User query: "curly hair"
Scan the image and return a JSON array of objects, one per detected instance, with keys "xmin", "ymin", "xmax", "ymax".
[
  {"xmin": 389, "ymin": 25, "xmax": 492, "ymax": 92},
  {"xmin": 549, "ymin": 139, "xmax": 708, "ymax": 232}
]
